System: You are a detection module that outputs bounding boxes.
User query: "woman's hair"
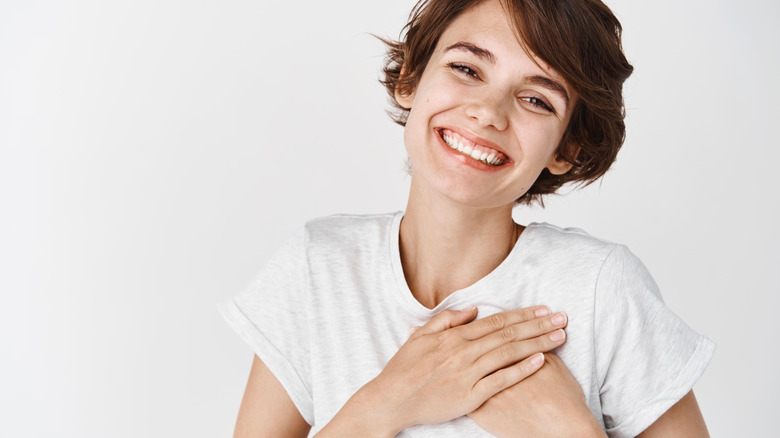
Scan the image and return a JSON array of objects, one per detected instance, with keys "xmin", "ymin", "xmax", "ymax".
[{"xmin": 380, "ymin": 0, "xmax": 634, "ymax": 205}]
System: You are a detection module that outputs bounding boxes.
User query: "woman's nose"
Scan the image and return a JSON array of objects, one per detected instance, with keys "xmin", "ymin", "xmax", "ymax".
[{"xmin": 464, "ymin": 91, "xmax": 509, "ymax": 131}]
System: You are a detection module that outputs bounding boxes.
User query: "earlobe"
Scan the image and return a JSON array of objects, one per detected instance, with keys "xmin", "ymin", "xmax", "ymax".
[
  {"xmin": 395, "ymin": 88, "xmax": 414, "ymax": 109},
  {"xmin": 545, "ymin": 143, "xmax": 580, "ymax": 175}
]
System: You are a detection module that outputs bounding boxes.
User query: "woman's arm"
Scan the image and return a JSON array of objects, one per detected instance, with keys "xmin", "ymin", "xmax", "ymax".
[
  {"xmin": 637, "ymin": 390, "xmax": 709, "ymax": 437},
  {"xmin": 232, "ymin": 354, "xmax": 311, "ymax": 438}
]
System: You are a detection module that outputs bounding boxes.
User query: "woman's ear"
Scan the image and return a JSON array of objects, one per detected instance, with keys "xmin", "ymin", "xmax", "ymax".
[
  {"xmin": 394, "ymin": 65, "xmax": 415, "ymax": 109},
  {"xmin": 545, "ymin": 142, "xmax": 580, "ymax": 175}
]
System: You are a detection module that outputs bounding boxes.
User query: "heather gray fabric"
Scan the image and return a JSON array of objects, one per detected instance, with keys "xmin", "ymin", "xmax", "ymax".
[{"xmin": 218, "ymin": 211, "xmax": 714, "ymax": 437}]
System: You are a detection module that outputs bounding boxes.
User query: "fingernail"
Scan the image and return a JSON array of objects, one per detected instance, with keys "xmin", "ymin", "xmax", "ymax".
[
  {"xmin": 531, "ymin": 353, "xmax": 544, "ymax": 366},
  {"xmin": 462, "ymin": 306, "xmax": 477, "ymax": 313},
  {"xmin": 551, "ymin": 312, "xmax": 567, "ymax": 326},
  {"xmin": 549, "ymin": 329, "xmax": 565, "ymax": 342},
  {"xmin": 408, "ymin": 326, "xmax": 419, "ymax": 336},
  {"xmin": 534, "ymin": 307, "xmax": 550, "ymax": 317}
]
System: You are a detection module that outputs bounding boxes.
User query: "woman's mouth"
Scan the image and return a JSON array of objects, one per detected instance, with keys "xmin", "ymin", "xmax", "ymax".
[{"xmin": 438, "ymin": 128, "xmax": 508, "ymax": 166}]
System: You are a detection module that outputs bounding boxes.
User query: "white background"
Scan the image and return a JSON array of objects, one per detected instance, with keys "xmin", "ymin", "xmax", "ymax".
[{"xmin": 1, "ymin": 0, "xmax": 778, "ymax": 436}]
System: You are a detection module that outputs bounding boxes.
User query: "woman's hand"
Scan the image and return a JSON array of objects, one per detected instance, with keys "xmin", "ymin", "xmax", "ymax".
[
  {"xmin": 326, "ymin": 306, "xmax": 569, "ymax": 436},
  {"xmin": 468, "ymin": 352, "xmax": 606, "ymax": 438}
]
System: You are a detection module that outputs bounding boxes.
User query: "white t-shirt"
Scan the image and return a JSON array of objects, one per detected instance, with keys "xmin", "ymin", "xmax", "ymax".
[{"xmin": 218, "ymin": 212, "xmax": 715, "ymax": 437}]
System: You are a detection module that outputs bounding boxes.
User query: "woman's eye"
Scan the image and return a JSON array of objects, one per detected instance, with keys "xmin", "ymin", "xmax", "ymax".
[
  {"xmin": 521, "ymin": 96, "xmax": 555, "ymax": 114},
  {"xmin": 448, "ymin": 63, "xmax": 479, "ymax": 79}
]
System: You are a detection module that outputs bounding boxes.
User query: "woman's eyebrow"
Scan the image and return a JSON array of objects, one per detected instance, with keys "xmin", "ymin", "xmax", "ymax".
[
  {"xmin": 444, "ymin": 41, "xmax": 495, "ymax": 64},
  {"xmin": 525, "ymin": 75, "xmax": 570, "ymax": 107},
  {"xmin": 445, "ymin": 41, "xmax": 570, "ymax": 108}
]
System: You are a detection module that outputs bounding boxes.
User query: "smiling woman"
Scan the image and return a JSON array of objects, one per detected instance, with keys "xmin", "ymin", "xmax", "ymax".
[
  {"xmin": 218, "ymin": 0, "xmax": 714, "ymax": 437},
  {"xmin": 383, "ymin": 0, "xmax": 633, "ymax": 206},
  {"xmin": 394, "ymin": 1, "xmax": 579, "ymax": 209}
]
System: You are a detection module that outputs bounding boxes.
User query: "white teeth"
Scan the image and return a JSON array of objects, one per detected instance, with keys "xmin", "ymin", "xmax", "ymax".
[{"xmin": 440, "ymin": 130, "xmax": 503, "ymax": 166}]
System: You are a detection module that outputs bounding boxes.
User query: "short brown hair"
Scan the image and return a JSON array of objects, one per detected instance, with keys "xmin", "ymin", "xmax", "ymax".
[{"xmin": 380, "ymin": 0, "xmax": 634, "ymax": 205}]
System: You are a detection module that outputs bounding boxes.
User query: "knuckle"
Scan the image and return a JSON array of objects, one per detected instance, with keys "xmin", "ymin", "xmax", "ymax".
[
  {"xmin": 536, "ymin": 317, "xmax": 549, "ymax": 333},
  {"xmin": 486, "ymin": 313, "xmax": 506, "ymax": 331},
  {"xmin": 524, "ymin": 356, "xmax": 541, "ymax": 373},
  {"xmin": 499, "ymin": 343, "xmax": 515, "ymax": 361},
  {"xmin": 537, "ymin": 332, "xmax": 557, "ymax": 349},
  {"xmin": 499, "ymin": 325, "xmax": 517, "ymax": 342},
  {"xmin": 521, "ymin": 307, "xmax": 536, "ymax": 322}
]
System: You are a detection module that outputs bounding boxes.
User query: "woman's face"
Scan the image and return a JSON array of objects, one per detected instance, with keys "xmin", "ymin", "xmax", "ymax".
[{"xmin": 397, "ymin": 0, "xmax": 576, "ymax": 209}]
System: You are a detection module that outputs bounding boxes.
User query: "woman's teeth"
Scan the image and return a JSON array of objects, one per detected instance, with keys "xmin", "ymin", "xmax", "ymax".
[{"xmin": 441, "ymin": 131, "xmax": 505, "ymax": 166}]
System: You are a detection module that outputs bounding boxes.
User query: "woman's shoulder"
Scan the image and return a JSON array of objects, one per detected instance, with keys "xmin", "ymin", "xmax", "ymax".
[
  {"xmin": 523, "ymin": 222, "xmax": 656, "ymax": 292},
  {"xmin": 523, "ymin": 222, "xmax": 621, "ymax": 258},
  {"xmin": 301, "ymin": 211, "xmax": 402, "ymax": 250},
  {"xmin": 305, "ymin": 211, "xmax": 400, "ymax": 234}
]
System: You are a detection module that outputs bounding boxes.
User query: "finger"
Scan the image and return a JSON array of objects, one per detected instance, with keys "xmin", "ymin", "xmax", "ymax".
[
  {"xmin": 471, "ymin": 312, "xmax": 568, "ymax": 356},
  {"xmin": 473, "ymin": 353, "xmax": 545, "ymax": 401},
  {"xmin": 472, "ymin": 329, "xmax": 566, "ymax": 377},
  {"xmin": 458, "ymin": 306, "xmax": 551, "ymax": 340},
  {"xmin": 413, "ymin": 307, "xmax": 478, "ymax": 337}
]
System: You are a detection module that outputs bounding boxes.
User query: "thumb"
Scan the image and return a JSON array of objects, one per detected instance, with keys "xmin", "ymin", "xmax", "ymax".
[{"xmin": 413, "ymin": 307, "xmax": 478, "ymax": 337}]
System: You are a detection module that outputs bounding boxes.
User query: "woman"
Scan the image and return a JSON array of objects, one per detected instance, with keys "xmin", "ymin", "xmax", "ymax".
[{"xmin": 219, "ymin": 0, "xmax": 714, "ymax": 436}]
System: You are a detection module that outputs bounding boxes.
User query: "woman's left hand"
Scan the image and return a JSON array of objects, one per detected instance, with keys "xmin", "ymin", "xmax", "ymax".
[{"xmin": 467, "ymin": 352, "xmax": 606, "ymax": 438}]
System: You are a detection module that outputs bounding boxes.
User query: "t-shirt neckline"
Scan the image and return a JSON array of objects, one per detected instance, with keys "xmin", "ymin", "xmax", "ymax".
[{"xmin": 387, "ymin": 211, "xmax": 536, "ymax": 315}]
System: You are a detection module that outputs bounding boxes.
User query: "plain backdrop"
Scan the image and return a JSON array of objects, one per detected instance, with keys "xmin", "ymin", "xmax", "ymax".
[{"xmin": 1, "ymin": 0, "xmax": 778, "ymax": 436}]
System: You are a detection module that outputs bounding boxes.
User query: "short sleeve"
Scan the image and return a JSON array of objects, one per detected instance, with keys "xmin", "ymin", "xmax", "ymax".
[
  {"xmin": 217, "ymin": 228, "xmax": 314, "ymax": 425},
  {"xmin": 594, "ymin": 245, "xmax": 715, "ymax": 438}
]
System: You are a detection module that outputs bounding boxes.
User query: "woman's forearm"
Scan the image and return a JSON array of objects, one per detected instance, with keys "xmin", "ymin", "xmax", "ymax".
[{"xmin": 313, "ymin": 381, "xmax": 401, "ymax": 438}]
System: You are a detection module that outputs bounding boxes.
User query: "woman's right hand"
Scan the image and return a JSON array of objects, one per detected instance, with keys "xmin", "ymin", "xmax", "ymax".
[{"xmin": 341, "ymin": 305, "xmax": 569, "ymax": 436}]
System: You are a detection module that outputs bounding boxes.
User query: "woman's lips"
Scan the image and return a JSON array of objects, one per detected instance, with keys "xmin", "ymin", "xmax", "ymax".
[{"xmin": 437, "ymin": 128, "xmax": 509, "ymax": 166}]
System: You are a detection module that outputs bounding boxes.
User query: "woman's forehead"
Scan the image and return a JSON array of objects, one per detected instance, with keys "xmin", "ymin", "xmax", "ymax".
[{"xmin": 434, "ymin": 0, "xmax": 570, "ymax": 88}]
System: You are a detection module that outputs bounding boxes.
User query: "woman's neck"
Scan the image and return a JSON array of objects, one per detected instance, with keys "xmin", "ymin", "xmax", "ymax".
[{"xmin": 400, "ymin": 181, "xmax": 522, "ymax": 309}]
